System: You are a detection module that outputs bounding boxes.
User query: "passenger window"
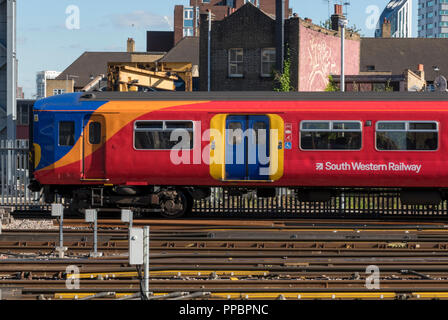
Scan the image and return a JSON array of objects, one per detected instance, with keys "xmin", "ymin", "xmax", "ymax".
[
  {"xmin": 89, "ymin": 122, "xmax": 101, "ymax": 145},
  {"xmin": 253, "ymin": 121, "xmax": 267, "ymax": 145},
  {"xmin": 227, "ymin": 122, "xmax": 243, "ymax": 145},
  {"xmin": 376, "ymin": 121, "xmax": 438, "ymax": 151},
  {"xmin": 134, "ymin": 121, "xmax": 194, "ymax": 150},
  {"xmin": 300, "ymin": 121, "xmax": 362, "ymax": 150},
  {"xmin": 59, "ymin": 121, "xmax": 75, "ymax": 146}
]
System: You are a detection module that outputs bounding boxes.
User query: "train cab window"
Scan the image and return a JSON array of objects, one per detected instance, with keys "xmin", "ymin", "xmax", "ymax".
[
  {"xmin": 376, "ymin": 121, "xmax": 438, "ymax": 151},
  {"xmin": 59, "ymin": 121, "xmax": 75, "ymax": 146},
  {"xmin": 134, "ymin": 120, "xmax": 194, "ymax": 150},
  {"xmin": 89, "ymin": 122, "xmax": 101, "ymax": 145},
  {"xmin": 300, "ymin": 121, "xmax": 362, "ymax": 150}
]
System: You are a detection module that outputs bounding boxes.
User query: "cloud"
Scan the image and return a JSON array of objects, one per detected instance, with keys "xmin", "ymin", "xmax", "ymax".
[{"xmin": 107, "ymin": 11, "xmax": 173, "ymax": 30}]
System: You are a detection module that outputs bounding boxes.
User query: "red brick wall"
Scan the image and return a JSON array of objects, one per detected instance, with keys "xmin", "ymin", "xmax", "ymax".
[
  {"xmin": 16, "ymin": 126, "xmax": 29, "ymax": 140},
  {"xmin": 298, "ymin": 24, "xmax": 360, "ymax": 91},
  {"xmin": 174, "ymin": 5, "xmax": 184, "ymax": 45}
]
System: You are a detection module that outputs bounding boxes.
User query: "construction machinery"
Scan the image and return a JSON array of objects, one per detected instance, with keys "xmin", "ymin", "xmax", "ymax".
[{"xmin": 107, "ymin": 62, "xmax": 193, "ymax": 92}]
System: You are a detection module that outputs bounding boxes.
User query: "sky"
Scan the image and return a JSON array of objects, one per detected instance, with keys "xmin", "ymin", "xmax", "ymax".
[{"xmin": 17, "ymin": 0, "xmax": 419, "ymax": 98}]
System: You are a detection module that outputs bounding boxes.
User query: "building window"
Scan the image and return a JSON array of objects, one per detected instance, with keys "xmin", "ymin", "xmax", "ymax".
[
  {"xmin": 428, "ymin": 23, "xmax": 434, "ymax": 29},
  {"xmin": 441, "ymin": 10, "xmax": 448, "ymax": 15},
  {"xmin": 203, "ymin": 0, "xmax": 210, "ymax": 2},
  {"xmin": 261, "ymin": 48, "xmax": 276, "ymax": 77},
  {"xmin": 134, "ymin": 121, "xmax": 194, "ymax": 150},
  {"xmin": 18, "ymin": 104, "xmax": 29, "ymax": 126},
  {"xmin": 184, "ymin": 9, "xmax": 193, "ymax": 20},
  {"xmin": 244, "ymin": 0, "xmax": 258, "ymax": 5},
  {"xmin": 59, "ymin": 121, "xmax": 75, "ymax": 146},
  {"xmin": 428, "ymin": 1, "xmax": 434, "ymax": 6},
  {"xmin": 228, "ymin": 48, "xmax": 244, "ymax": 77},
  {"xmin": 427, "ymin": 12, "xmax": 434, "ymax": 18},
  {"xmin": 53, "ymin": 89, "xmax": 65, "ymax": 95},
  {"xmin": 376, "ymin": 121, "xmax": 438, "ymax": 151},
  {"xmin": 183, "ymin": 28, "xmax": 193, "ymax": 37},
  {"xmin": 300, "ymin": 121, "xmax": 362, "ymax": 151}
]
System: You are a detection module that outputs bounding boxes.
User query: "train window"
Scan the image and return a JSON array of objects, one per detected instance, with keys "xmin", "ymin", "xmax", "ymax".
[
  {"xmin": 59, "ymin": 121, "xmax": 75, "ymax": 146},
  {"xmin": 376, "ymin": 121, "xmax": 438, "ymax": 151},
  {"xmin": 253, "ymin": 122, "xmax": 267, "ymax": 145},
  {"xmin": 135, "ymin": 121, "xmax": 163, "ymax": 129},
  {"xmin": 134, "ymin": 120, "xmax": 194, "ymax": 150},
  {"xmin": 227, "ymin": 122, "xmax": 243, "ymax": 145},
  {"xmin": 301, "ymin": 122, "xmax": 330, "ymax": 131},
  {"xmin": 89, "ymin": 122, "xmax": 101, "ymax": 145},
  {"xmin": 165, "ymin": 121, "xmax": 193, "ymax": 129},
  {"xmin": 300, "ymin": 121, "xmax": 362, "ymax": 150}
]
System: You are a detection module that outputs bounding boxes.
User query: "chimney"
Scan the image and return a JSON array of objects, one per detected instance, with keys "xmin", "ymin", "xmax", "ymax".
[
  {"xmin": 276, "ymin": 0, "xmax": 285, "ymax": 72},
  {"xmin": 381, "ymin": 18, "xmax": 391, "ymax": 38},
  {"xmin": 416, "ymin": 64, "xmax": 425, "ymax": 80},
  {"xmin": 330, "ymin": 4, "xmax": 344, "ymax": 31},
  {"xmin": 127, "ymin": 38, "xmax": 135, "ymax": 53}
]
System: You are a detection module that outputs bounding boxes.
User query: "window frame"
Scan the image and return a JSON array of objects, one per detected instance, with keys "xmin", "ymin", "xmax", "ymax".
[
  {"xmin": 228, "ymin": 48, "xmax": 244, "ymax": 78},
  {"xmin": 375, "ymin": 120, "xmax": 439, "ymax": 152},
  {"xmin": 58, "ymin": 121, "xmax": 75, "ymax": 147},
  {"xmin": 133, "ymin": 120, "xmax": 195, "ymax": 151},
  {"xmin": 261, "ymin": 48, "xmax": 276, "ymax": 78},
  {"xmin": 299, "ymin": 120, "xmax": 363, "ymax": 151},
  {"xmin": 88, "ymin": 121, "xmax": 102, "ymax": 145},
  {"xmin": 184, "ymin": 8, "xmax": 194, "ymax": 20}
]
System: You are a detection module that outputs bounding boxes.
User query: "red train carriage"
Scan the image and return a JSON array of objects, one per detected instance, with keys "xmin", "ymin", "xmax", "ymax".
[{"xmin": 30, "ymin": 92, "xmax": 448, "ymax": 217}]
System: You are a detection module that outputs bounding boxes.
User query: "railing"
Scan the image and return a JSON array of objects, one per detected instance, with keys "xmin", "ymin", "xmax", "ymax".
[
  {"xmin": 2, "ymin": 139, "xmax": 448, "ymax": 217},
  {"xmin": 193, "ymin": 187, "xmax": 448, "ymax": 218},
  {"xmin": 0, "ymin": 140, "xmax": 46, "ymax": 210}
]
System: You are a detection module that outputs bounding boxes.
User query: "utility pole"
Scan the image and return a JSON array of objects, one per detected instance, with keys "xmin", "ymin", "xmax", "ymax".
[
  {"xmin": 339, "ymin": 18, "xmax": 348, "ymax": 92},
  {"xmin": 275, "ymin": 0, "xmax": 285, "ymax": 73},
  {"xmin": 207, "ymin": 10, "xmax": 211, "ymax": 92},
  {"xmin": 6, "ymin": 0, "xmax": 17, "ymax": 141}
]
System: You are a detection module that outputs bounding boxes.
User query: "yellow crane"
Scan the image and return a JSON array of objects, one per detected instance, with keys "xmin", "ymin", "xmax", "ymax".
[{"xmin": 107, "ymin": 62, "xmax": 193, "ymax": 92}]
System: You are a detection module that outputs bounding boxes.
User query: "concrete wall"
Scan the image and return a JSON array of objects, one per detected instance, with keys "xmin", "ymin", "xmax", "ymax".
[{"xmin": 298, "ymin": 24, "xmax": 360, "ymax": 91}]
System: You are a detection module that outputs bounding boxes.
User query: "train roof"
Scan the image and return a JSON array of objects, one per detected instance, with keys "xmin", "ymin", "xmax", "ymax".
[
  {"xmin": 79, "ymin": 91, "xmax": 448, "ymax": 102},
  {"xmin": 33, "ymin": 91, "xmax": 448, "ymax": 112}
]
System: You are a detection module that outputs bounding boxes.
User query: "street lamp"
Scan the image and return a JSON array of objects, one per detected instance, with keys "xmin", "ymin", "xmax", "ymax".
[{"xmin": 339, "ymin": 18, "xmax": 348, "ymax": 92}]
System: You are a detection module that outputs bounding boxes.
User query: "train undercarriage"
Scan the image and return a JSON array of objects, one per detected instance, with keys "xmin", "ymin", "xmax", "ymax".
[{"xmin": 28, "ymin": 180, "xmax": 448, "ymax": 218}]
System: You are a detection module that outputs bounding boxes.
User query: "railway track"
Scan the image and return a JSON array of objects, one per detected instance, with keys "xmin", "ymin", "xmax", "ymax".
[{"xmin": 1, "ymin": 218, "xmax": 448, "ymax": 300}]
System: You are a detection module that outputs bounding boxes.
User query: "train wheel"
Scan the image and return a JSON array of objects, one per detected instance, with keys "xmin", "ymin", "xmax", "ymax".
[{"xmin": 160, "ymin": 189, "xmax": 192, "ymax": 218}]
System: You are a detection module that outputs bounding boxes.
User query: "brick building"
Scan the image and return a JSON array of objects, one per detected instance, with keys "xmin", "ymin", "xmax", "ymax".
[
  {"xmin": 174, "ymin": 0, "xmax": 291, "ymax": 45},
  {"xmin": 199, "ymin": 3, "xmax": 361, "ymax": 91}
]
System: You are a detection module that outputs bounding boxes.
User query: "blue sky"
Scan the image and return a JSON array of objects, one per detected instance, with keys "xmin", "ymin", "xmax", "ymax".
[{"xmin": 18, "ymin": 0, "xmax": 418, "ymax": 98}]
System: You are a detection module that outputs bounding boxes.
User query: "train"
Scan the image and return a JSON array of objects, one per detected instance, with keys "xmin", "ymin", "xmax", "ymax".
[{"xmin": 28, "ymin": 91, "xmax": 448, "ymax": 217}]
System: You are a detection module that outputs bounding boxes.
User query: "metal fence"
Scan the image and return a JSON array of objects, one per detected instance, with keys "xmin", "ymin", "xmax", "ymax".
[
  {"xmin": 0, "ymin": 139, "xmax": 45, "ymax": 210},
  {"xmin": 2, "ymin": 139, "xmax": 448, "ymax": 217},
  {"xmin": 193, "ymin": 188, "xmax": 448, "ymax": 218}
]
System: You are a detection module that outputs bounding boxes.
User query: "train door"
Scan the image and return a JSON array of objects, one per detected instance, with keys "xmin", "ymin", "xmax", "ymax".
[
  {"xmin": 82, "ymin": 115, "xmax": 106, "ymax": 180},
  {"xmin": 225, "ymin": 115, "xmax": 270, "ymax": 181}
]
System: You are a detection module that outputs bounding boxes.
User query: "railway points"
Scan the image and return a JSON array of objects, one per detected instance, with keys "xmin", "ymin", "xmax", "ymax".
[{"xmin": 1, "ymin": 217, "xmax": 448, "ymax": 300}]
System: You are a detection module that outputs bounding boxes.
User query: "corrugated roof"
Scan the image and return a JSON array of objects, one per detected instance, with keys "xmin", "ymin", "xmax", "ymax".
[{"xmin": 361, "ymin": 38, "xmax": 448, "ymax": 81}]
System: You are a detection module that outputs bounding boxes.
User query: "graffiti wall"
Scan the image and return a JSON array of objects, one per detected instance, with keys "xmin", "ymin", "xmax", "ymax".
[{"xmin": 299, "ymin": 25, "xmax": 360, "ymax": 91}]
